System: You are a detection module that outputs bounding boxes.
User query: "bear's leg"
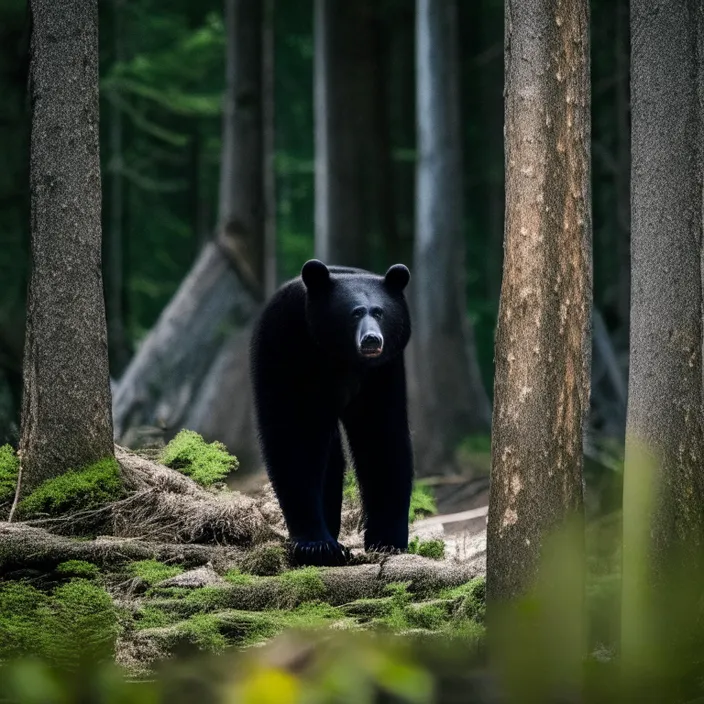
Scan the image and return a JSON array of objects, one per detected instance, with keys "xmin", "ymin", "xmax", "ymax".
[
  {"xmin": 342, "ymin": 357, "xmax": 413, "ymax": 552},
  {"xmin": 322, "ymin": 424, "xmax": 346, "ymax": 540},
  {"xmin": 258, "ymin": 413, "xmax": 350, "ymax": 567}
]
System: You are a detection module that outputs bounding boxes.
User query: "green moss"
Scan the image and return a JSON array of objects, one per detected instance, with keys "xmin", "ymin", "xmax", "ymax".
[
  {"xmin": 159, "ymin": 429, "xmax": 238, "ymax": 486},
  {"xmin": 129, "ymin": 560, "xmax": 184, "ymax": 586},
  {"xmin": 277, "ymin": 567, "xmax": 326, "ymax": 604},
  {"xmin": 408, "ymin": 537, "xmax": 445, "ymax": 560},
  {"xmin": 0, "ymin": 579, "xmax": 118, "ymax": 666},
  {"xmin": 178, "ymin": 614, "xmax": 228, "ymax": 653},
  {"xmin": 19, "ymin": 457, "xmax": 123, "ymax": 517},
  {"xmin": 239, "ymin": 543, "xmax": 287, "ymax": 576},
  {"xmin": 183, "ymin": 586, "xmax": 232, "ymax": 611},
  {"xmin": 223, "ymin": 568, "xmax": 258, "ymax": 586},
  {"xmin": 405, "ymin": 603, "xmax": 448, "ymax": 631},
  {"xmin": 409, "ymin": 483, "xmax": 437, "ymax": 522},
  {"xmin": 0, "ymin": 444, "xmax": 19, "ymax": 504},
  {"xmin": 134, "ymin": 606, "xmax": 175, "ymax": 631},
  {"xmin": 56, "ymin": 560, "xmax": 100, "ymax": 579},
  {"xmin": 444, "ymin": 577, "xmax": 486, "ymax": 623}
]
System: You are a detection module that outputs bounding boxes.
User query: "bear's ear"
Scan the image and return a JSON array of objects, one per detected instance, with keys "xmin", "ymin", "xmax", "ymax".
[
  {"xmin": 301, "ymin": 259, "xmax": 331, "ymax": 291},
  {"xmin": 384, "ymin": 264, "xmax": 410, "ymax": 292}
]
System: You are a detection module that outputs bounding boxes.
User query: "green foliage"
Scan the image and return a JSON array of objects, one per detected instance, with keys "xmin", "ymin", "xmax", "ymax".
[
  {"xmin": 0, "ymin": 579, "xmax": 118, "ymax": 666},
  {"xmin": 130, "ymin": 560, "xmax": 184, "ymax": 586},
  {"xmin": 160, "ymin": 429, "xmax": 238, "ymax": 486},
  {"xmin": 408, "ymin": 537, "xmax": 445, "ymax": 560},
  {"xmin": 19, "ymin": 458, "xmax": 123, "ymax": 517},
  {"xmin": 223, "ymin": 568, "xmax": 258, "ymax": 586},
  {"xmin": 0, "ymin": 443, "xmax": 19, "ymax": 504},
  {"xmin": 56, "ymin": 560, "xmax": 101, "ymax": 580},
  {"xmin": 451, "ymin": 577, "xmax": 486, "ymax": 624},
  {"xmin": 177, "ymin": 614, "xmax": 227, "ymax": 653}
]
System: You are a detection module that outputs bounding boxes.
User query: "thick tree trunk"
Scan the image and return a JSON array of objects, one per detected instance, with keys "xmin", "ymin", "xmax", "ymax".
[
  {"xmin": 412, "ymin": 0, "xmax": 492, "ymax": 478},
  {"xmin": 622, "ymin": 0, "xmax": 704, "ymax": 611},
  {"xmin": 219, "ymin": 0, "xmax": 265, "ymax": 291},
  {"xmin": 314, "ymin": 0, "xmax": 375, "ymax": 268},
  {"xmin": 105, "ymin": 0, "xmax": 131, "ymax": 378},
  {"xmin": 262, "ymin": 0, "xmax": 277, "ymax": 298},
  {"xmin": 487, "ymin": 0, "xmax": 591, "ymax": 603},
  {"xmin": 21, "ymin": 0, "xmax": 114, "ymax": 491},
  {"xmin": 113, "ymin": 0, "xmax": 267, "ymax": 469},
  {"xmin": 111, "ymin": 243, "xmax": 258, "ymax": 444}
]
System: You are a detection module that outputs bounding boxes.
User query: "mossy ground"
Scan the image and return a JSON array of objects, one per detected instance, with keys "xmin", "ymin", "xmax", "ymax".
[
  {"xmin": 159, "ymin": 429, "xmax": 238, "ymax": 486},
  {"xmin": 0, "ymin": 444, "xmax": 19, "ymax": 506},
  {"xmin": 18, "ymin": 457, "xmax": 123, "ymax": 518}
]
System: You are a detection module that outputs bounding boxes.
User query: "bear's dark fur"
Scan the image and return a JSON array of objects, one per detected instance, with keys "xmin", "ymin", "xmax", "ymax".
[{"xmin": 250, "ymin": 259, "xmax": 414, "ymax": 566}]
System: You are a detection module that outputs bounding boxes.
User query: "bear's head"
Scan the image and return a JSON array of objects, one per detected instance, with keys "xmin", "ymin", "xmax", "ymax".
[{"xmin": 301, "ymin": 259, "xmax": 411, "ymax": 366}]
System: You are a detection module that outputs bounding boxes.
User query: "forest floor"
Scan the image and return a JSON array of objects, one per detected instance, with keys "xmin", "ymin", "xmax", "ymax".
[{"xmin": 0, "ymin": 433, "xmax": 487, "ymax": 677}]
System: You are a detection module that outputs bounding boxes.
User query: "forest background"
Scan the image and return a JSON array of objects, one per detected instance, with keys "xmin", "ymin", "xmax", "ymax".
[{"xmin": 0, "ymin": 0, "xmax": 629, "ymax": 484}]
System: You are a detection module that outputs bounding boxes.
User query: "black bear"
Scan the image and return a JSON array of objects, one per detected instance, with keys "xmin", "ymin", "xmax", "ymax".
[{"xmin": 250, "ymin": 259, "xmax": 414, "ymax": 566}]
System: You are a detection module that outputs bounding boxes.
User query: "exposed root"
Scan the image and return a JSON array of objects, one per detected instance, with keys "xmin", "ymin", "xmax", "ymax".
[{"xmin": 0, "ymin": 522, "xmax": 242, "ymax": 573}]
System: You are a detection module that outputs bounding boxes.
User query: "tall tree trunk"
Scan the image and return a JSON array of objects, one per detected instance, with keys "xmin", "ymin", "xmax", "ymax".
[
  {"xmin": 219, "ymin": 0, "xmax": 265, "ymax": 291},
  {"xmin": 262, "ymin": 0, "xmax": 277, "ymax": 298},
  {"xmin": 112, "ymin": 0, "xmax": 267, "ymax": 471},
  {"xmin": 622, "ymin": 2, "xmax": 704, "ymax": 662},
  {"xmin": 412, "ymin": 0, "xmax": 492, "ymax": 478},
  {"xmin": 21, "ymin": 0, "xmax": 114, "ymax": 491},
  {"xmin": 487, "ymin": 0, "xmax": 591, "ymax": 603},
  {"xmin": 313, "ymin": 0, "xmax": 375, "ymax": 268},
  {"xmin": 614, "ymin": 0, "xmax": 631, "ymax": 344},
  {"xmin": 105, "ymin": 0, "xmax": 131, "ymax": 378}
]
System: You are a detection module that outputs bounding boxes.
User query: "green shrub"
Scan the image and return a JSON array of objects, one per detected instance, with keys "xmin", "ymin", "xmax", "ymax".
[{"xmin": 160, "ymin": 429, "xmax": 238, "ymax": 486}]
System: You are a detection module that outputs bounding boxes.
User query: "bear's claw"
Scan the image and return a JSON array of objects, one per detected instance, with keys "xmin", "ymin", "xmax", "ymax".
[{"xmin": 289, "ymin": 539, "xmax": 351, "ymax": 567}]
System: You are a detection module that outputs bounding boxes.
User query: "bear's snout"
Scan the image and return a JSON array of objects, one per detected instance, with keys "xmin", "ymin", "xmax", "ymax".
[{"xmin": 359, "ymin": 331, "xmax": 384, "ymax": 358}]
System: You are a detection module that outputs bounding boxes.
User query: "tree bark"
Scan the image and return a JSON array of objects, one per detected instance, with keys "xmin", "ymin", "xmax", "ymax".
[
  {"xmin": 21, "ymin": 0, "xmax": 114, "ymax": 491},
  {"xmin": 219, "ymin": 0, "xmax": 265, "ymax": 291},
  {"xmin": 622, "ymin": 0, "xmax": 704, "ymax": 597},
  {"xmin": 313, "ymin": 0, "xmax": 375, "ymax": 268},
  {"xmin": 412, "ymin": 0, "xmax": 492, "ymax": 478},
  {"xmin": 262, "ymin": 0, "xmax": 277, "ymax": 298},
  {"xmin": 486, "ymin": 0, "xmax": 591, "ymax": 603}
]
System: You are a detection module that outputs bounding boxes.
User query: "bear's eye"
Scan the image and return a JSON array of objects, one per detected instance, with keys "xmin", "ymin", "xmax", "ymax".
[
  {"xmin": 351, "ymin": 307, "xmax": 365, "ymax": 319},
  {"xmin": 370, "ymin": 307, "xmax": 383, "ymax": 320}
]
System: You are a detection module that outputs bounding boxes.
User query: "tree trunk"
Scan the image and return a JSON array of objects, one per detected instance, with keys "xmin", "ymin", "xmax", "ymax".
[
  {"xmin": 622, "ymin": 0, "xmax": 704, "ymax": 629},
  {"xmin": 412, "ymin": 0, "xmax": 492, "ymax": 478},
  {"xmin": 105, "ymin": 0, "xmax": 131, "ymax": 378},
  {"xmin": 219, "ymin": 0, "xmax": 265, "ymax": 291},
  {"xmin": 21, "ymin": 0, "xmax": 114, "ymax": 492},
  {"xmin": 112, "ymin": 0, "xmax": 267, "ymax": 469},
  {"xmin": 111, "ymin": 243, "xmax": 258, "ymax": 444},
  {"xmin": 262, "ymin": 0, "xmax": 277, "ymax": 298},
  {"xmin": 486, "ymin": 0, "xmax": 591, "ymax": 603},
  {"xmin": 313, "ymin": 0, "xmax": 375, "ymax": 268}
]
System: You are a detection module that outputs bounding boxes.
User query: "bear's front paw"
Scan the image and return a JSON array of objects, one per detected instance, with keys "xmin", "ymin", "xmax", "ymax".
[{"xmin": 289, "ymin": 539, "xmax": 351, "ymax": 567}]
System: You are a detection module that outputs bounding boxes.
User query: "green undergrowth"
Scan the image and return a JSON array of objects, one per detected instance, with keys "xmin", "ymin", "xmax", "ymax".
[
  {"xmin": 56, "ymin": 560, "xmax": 101, "ymax": 580},
  {"xmin": 159, "ymin": 429, "xmax": 238, "ymax": 486},
  {"xmin": 0, "ymin": 579, "xmax": 118, "ymax": 665},
  {"xmin": 0, "ymin": 444, "xmax": 19, "ymax": 505},
  {"xmin": 129, "ymin": 570, "xmax": 486, "ymax": 655},
  {"xmin": 344, "ymin": 470, "xmax": 438, "ymax": 522},
  {"xmin": 18, "ymin": 457, "xmax": 123, "ymax": 517},
  {"xmin": 130, "ymin": 560, "xmax": 184, "ymax": 586}
]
